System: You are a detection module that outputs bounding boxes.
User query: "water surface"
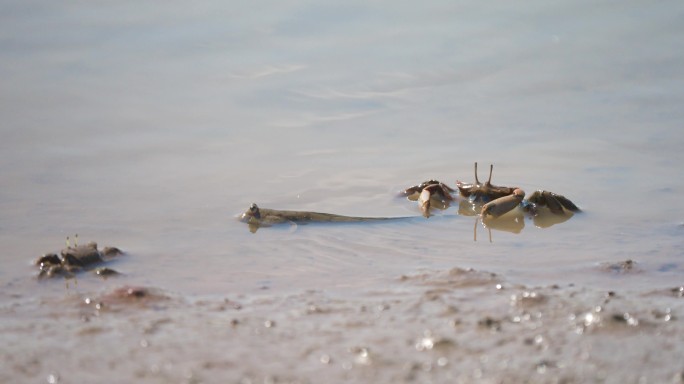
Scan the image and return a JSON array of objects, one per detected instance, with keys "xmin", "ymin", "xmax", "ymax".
[{"xmin": 1, "ymin": 0, "xmax": 683, "ymax": 296}]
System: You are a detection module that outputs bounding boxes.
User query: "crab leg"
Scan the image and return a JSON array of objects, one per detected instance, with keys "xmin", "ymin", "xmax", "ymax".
[
  {"xmin": 481, "ymin": 189, "xmax": 525, "ymax": 217},
  {"xmin": 473, "ymin": 217, "xmax": 493, "ymax": 242},
  {"xmin": 473, "ymin": 217, "xmax": 478, "ymax": 241},
  {"xmin": 543, "ymin": 193, "xmax": 565, "ymax": 215},
  {"xmin": 554, "ymin": 194, "xmax": 581, "ymax": 212},
  {"xmin": 474, "ymin": 162, "xmax": 480, "ymax": 185},
  {"xmin": 528, "ymin": 190, "xmax": 581, "ymax": 215},
  {"xmin": 487, "ymin": 164, "xmax": 493, "ymax": 185}
]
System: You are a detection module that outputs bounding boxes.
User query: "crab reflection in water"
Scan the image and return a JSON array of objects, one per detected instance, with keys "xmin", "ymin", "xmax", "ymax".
[{"xmin": 468, "ymin": 202, "xmax": 576, "ymax": 242}]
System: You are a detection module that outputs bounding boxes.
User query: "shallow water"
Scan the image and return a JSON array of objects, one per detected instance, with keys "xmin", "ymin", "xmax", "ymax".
[{"xmin": 1, "ymin": 0, "xmax": 683, "ymax": 297}]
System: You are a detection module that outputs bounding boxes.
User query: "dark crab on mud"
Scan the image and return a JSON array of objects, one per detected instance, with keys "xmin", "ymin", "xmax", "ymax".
[{"xmin": 35, "ymin": 235, "xmax": 123, "ymax": 279}]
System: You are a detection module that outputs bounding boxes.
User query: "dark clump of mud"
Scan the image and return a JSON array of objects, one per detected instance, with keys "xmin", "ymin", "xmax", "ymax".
[
  {"xmin": 598, "ymin": 259, "xmax": 641, "ymax": 274},
  {"xmin": 2, "ymin": 267, "xmax": 684, "ymax": 384}
]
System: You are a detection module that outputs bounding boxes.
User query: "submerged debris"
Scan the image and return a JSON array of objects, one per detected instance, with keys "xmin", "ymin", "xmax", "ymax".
[{"xmin": 599, "ymin": 259, "xmax": 640, "ymax": 274}]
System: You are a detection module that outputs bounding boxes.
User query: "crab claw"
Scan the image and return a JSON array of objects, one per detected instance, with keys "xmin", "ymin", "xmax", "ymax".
[
  {"xmin": 527, "ymin": 191, "xmax": 580, "ymax": 215},
  {"xmin": 481, "ymin": 189, "xmax": 525, "ymax": 218},
  {"xmin": 418, "ymin": 188, "xmax": 432, "ymax": 218}
]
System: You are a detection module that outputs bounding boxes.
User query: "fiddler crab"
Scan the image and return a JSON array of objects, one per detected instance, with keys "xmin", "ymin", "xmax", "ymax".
[
  {"xmin": 35, "ymin": 235, "xmax": 123, "ymax": 279},
  {"xmin": 402, "ymin": 163, "xmax": 580, "ymax": 234},
  {"xmin": 455, "ymin": 162, "xmax": 580, "ymax": 217},
  {"xmin": 402, "ymin": 180, "xmax": 455, "ymax": 218}
]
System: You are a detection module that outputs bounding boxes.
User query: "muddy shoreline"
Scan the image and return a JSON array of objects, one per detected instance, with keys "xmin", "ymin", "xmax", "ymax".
[{"xmin": 3, "ymin": 265, "xmax": 683, "ymax": 384}]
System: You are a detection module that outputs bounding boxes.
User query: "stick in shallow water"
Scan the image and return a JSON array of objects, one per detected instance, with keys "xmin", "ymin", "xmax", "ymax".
[{"xmin": 239, "ymin": 203, "xmax": 407, "ymax": 232}]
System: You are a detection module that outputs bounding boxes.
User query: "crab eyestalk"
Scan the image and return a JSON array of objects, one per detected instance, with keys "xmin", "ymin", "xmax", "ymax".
[
  {"xmin": 457, "ymin": 163, "xmax": 518, "ymax": 202},
  {"xmin": 486, "ymin": 163, "xmax": 493, "ymax": 185},
  {"xmin": 473, "ymin": 162, "xmax": 494, "ymax": 186},
  {"xmin": 481, "ymin": 188, "xmax": 526, "ymax": 218}
]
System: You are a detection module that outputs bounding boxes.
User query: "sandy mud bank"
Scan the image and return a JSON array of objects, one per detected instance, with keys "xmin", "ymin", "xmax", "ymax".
[{"xmin": 2, "ymin": 266, "xmax": 683, "ymax": 383}]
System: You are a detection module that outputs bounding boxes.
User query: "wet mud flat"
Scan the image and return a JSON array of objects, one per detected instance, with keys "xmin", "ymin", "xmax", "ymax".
[{"xmin": 2, "ymin": 267, "xmax": 684, "ymax": 384}]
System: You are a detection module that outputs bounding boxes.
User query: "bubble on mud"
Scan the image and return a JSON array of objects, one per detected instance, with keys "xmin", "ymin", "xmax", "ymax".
[
  {"xmin": 536, "ymin": 360, "xmax": 556, "ymax": 374},
  {"xmin": 306, "ymin": 304, "xmax": 324, "ymax": 314},
  {"xmin": 573, "ymin": 310, "xmax": 603, "ymax": 334},
  {"xmin": 320, "ymin": 354, "xmax": 331, "ymax": 364},
  {"xmin": 612, "ymin": 312, "xmax": 639, "ymax": 326},
  {"xmin": 511, "ymin": 291, "xmax": 546, "ymax": 308},
  {"xmin": 415, "ymin": 330, "xmax": 435, "ymax": 351},
  {"xmin": 511, "ymin": 313, "xmax": 532, "ymax": 324},
  {"xmin": 652, "ymin": 308, "xmax": 672, "ymax": 322},
  {"xmin": 415, "ymin": 330, "xmax": 456, "ymax": 352},
  {"xmin": 583, "ymin": 312, "xmax": 599, "ymax": 327},
  {"xmin": 350, "ymin": 347, "xmax": 372, "ymax": 366}
]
